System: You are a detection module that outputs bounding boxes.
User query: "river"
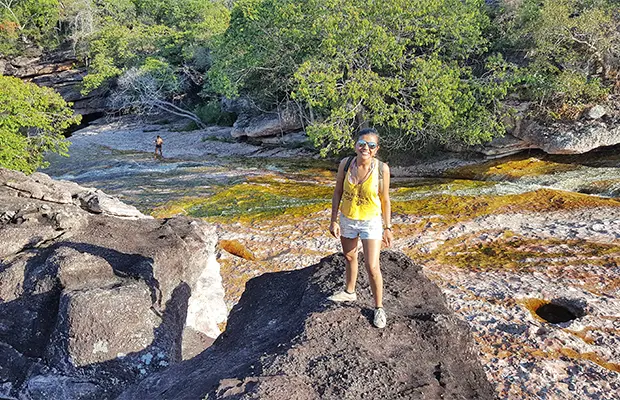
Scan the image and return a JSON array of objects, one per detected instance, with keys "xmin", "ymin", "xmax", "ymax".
[{"xmin": 42, "ymin": 119, "xmax": 620, "ymax": 400}]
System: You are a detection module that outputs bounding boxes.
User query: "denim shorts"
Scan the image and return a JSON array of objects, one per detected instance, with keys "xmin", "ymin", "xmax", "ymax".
[{"xmin": 339, "ymin": 214, "xmax": 383, "ymax": 240}]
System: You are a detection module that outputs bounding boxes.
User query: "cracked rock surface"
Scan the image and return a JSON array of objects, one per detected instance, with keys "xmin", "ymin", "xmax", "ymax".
[{"xmin": 0, "ymin": 168, "xmax": 226, "ymax": 399}]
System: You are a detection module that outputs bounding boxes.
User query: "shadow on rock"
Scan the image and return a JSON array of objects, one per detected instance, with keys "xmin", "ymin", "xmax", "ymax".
[
  {"xmin": 13, "ymin": 281, "xmax": 192, "ymax": 400},
  {"xmin": 0, "ymin": 242, "xmax": 193, "ymax": 400},
  {"xmin": 118, "ymin": 250, "xmax": 495, "ymax": 400}
]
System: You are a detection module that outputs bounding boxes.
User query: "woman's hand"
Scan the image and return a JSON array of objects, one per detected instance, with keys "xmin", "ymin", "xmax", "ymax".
[
  {"xmin": 382, "ymin": 228, "xmax": 393, "ymax": 248},
  {"xmin": 329, "ymin": 221, "xmax": 340, "ymax": 238}
]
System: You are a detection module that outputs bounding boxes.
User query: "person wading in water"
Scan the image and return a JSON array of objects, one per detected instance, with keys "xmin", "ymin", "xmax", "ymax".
[
  {"xmin": 154, "ymin": 135, "xmax": 164, "ymax": 159},
  {"xmin": 328, "ymin": 127, "xmax": 393, "ymax": 328}
]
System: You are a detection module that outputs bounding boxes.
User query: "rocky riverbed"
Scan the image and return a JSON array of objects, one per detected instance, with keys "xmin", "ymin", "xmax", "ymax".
[{"xmin": 41, "ymin": 117, "xmax": 620, "ymax": 399}]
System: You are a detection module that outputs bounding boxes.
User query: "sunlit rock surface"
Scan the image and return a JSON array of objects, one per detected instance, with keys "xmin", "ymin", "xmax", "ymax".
[
  {"xmin": 515, "ymin": 119, "xmax": 620, "ymax": 154},
  {"xmin": 0, "ymin": 168, "xmax": 226, "ymax": 399}
]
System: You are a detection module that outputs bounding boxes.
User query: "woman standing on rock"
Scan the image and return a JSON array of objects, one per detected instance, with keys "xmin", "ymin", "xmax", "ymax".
[{"xmin": 328, "ymin": 128, "xmax": 393, "ymax": 328}]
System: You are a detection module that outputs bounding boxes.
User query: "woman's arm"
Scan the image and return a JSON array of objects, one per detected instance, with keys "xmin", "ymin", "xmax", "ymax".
[
  {"xmin": 380, "ymin": 162, "xmax": 393, "ymax": 247},
  {"xmin": 329, "ymin": 159, "xmax": 347, "ymax": 238}
]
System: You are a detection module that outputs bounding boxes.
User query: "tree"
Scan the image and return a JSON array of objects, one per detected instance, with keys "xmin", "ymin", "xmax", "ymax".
[
  {"xmin": 494, "ymin": 0, "xmax": 619, "ymax": 117},
  {"xmin": 210, "ymin": 0, "xmax": 512, "ymax": 156},
  {"xmin": 109, "ymin": 58, "xmax": 206, "ymax": 128},
  {"xmin": 0, "ymin": 76, "xmax": 81, "ymax": 174},
  {"xmin": 0, "ymin": 0, "xmax": 61, "ymax": 54},
  {"xmin": 78, "ymin": 0, "xmax": 230, "ymax": 125}
]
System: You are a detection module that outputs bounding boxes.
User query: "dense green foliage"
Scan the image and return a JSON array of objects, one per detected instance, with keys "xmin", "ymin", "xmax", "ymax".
[
  {"xmin": 494, "ymin": 0, "xmax": 619, "ymax": 119},
  {"xmin": 81, "ymin": 0, "xmax": 230, "ymax": 94},
  {"xmin": 0, "ymin": 76, "xmax": 81, "ymax": 173},
  {"xmin": 0, "ymin": 0, "xmax": 60, "ymax": 55},
  {"xmin": 1, "ymin": 0, "xmax": 619, "ymax": 161},
  {"xmin": 210, "ymin": 0, "xmax": 516, "ymax": 154}
]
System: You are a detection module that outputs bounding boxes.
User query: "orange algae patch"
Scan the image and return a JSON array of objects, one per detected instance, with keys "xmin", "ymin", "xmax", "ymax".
[
  {"xmin": 219, "ymin": 239, "xmax": 257, "ymax": 261},
  {"xmin": 489, "ymin": 343, "xmax": 620, "ymax": 374},
  {"xmin": 565, "ymin": 328, "xmax": 597, "ymax": 345},
  {"xmin": 566, "ymin": 326, "xmax": 620, "ymax": 345},
  {"xmin": 559, "ymin": 348, "xmax": 620, "ymax": 373},
  {"xmin": 445, "ymin": 156, "xmax": 579, "ymax": 181},
  {"xmin": 519, "ymin": 298, "xmax": 551, "ymax": 322}
]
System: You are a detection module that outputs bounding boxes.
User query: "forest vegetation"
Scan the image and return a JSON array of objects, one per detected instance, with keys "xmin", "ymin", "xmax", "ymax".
[{"xmin": 0, "ymin": 0, "xmax": 619, "ymax": 171}]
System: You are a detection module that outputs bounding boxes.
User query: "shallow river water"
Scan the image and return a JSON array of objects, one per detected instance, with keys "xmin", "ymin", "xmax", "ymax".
[{"xmin": 41, "ymin": 122, "xmax": 620, "ymax": 400}]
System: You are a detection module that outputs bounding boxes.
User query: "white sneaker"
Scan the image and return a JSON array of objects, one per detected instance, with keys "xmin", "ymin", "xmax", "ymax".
[
  {"xmin": 374, "ymin": 308, "xmax": 386, "ymax": 328},
  {"xmin": 328, "ymin": 290, "xmax": 357, "ymax": 302}
]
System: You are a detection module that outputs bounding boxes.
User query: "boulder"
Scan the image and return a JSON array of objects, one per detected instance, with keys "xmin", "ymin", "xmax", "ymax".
[
  {"xmin": 118, "ymin": 251, "xmax": 495, "ymax": 400},
  {"xmin": 444, "ymin": 133, "xmax": 537, "ymax": 159},
  {"xmin": 0, "ymin": 169, "xmax": 144, "ymax": 220},
  {"xmin": 514, "ymin": 120, "xmax": 620, "ymax": 154},
  {"xmin": 257, "ymin": 131, "xmax": 311, "ymax": 147},
  {"xmin": 0, "ymin": 342, "xmax": 36, "ymax": 396},
  {"xmin": 0, "ymin": 168, "xmax": 227, "ymax": 399},
  {"xmin": 445, "ymin": 101, "xmax": 620, "ymax": 157},
  {"xmin": 19, "ymin": 374, "xmax": 103, "ymax": 400},
  {"xmin": 231, "ymin": 106, "xmax": 303, "ymax": 139},
  {"xmin": 46, "ymin": 281, "xmax": 157, "ymax": 369},
  {"xmin": 80, "ymin": 190, "xmax": 145, "ymax": 218},
  {"xmin": 221, "ymin": 97, "xmax": 255, "ymax": 116}
]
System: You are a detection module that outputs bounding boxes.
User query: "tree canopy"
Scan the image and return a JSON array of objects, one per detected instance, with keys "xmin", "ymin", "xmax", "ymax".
[
  {"xmin": 1, "ymin": 0, "xmax": 619, "ymax": 163},
  {"xmin": 0, "ymin": 76, "xmax": 81, "ymax": 174},
  {"xmin": 210, "ymin": 0, "xmax": 518, "ymax": 155},
  {"xmin": 493, "ymin": 0, "xmax": 619, "ymax": 119}
]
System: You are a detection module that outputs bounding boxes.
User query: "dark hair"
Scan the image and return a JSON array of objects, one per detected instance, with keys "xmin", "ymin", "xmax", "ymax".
[{"xmin": 357, "ymin": 127, "xmax": 379, "ymax": 142}]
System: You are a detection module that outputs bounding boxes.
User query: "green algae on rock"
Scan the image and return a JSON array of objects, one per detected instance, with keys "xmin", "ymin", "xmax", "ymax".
[
  {"xmin": 444, "ymin": 156, "xmax": 579, "ymax": 181},
  {"xmin": 152, "ymin": 179, "xmax": 332, "ymax": 223},
  {"xmin": 392, "ymin": 188, "xmax": 620, "ymax": 224},
  {"xmin": 428, "ymin": 232, "xmax": 620, "ymax": 274}
]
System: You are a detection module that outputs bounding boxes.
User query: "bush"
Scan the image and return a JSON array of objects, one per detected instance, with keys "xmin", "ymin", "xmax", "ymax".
[
  {"xmin": 495, "ymin": 0, "xmax": 619, "ymax": 117},
  {"xmin": 194, "ymin": 100, "xmax": 235, "ymax": 126}
]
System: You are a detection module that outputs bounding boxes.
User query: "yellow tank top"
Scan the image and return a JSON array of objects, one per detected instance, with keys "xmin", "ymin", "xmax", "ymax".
[{"xmin": 340, "ymin": 159, "xmax": 382, "ymax": 220}]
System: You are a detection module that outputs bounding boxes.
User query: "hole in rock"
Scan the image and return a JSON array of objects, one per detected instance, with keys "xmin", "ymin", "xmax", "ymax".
[{"xmin": 535, "ymin": 303, "xmax": 578, "ymax": 323}]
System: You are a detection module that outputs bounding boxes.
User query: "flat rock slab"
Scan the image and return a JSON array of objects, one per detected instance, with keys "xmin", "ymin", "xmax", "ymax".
[{"xmin": 119, "ymin": 251, "xmax": 495, "ymax": 400}]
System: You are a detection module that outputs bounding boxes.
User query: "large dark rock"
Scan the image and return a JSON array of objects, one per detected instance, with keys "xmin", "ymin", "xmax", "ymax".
[
  {"xmin": 119, "ymin": 251, "xmax": 495, "ymax": 400},
  {"xmin": 0, "ymin": 168, "xmax": 226, "ymax": 399}
]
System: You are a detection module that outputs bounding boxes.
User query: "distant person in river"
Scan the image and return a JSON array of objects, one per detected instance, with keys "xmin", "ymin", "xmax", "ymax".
[
  {"xmin": 328, "ymin": 127, "xmax": 393, "ymax": 329},
  {"xmin": 154, "ymin": 135, "xmax": 164, "ymax": 158}
]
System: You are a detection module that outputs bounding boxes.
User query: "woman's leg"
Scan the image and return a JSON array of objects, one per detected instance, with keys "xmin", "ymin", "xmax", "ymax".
[
  {"xmin": 362, "ymin": 238, "xmax": 383, "ymax": 308},
  {"xmin": 341, "ymin": 236, "xmax": 359, "ymax": 292}
]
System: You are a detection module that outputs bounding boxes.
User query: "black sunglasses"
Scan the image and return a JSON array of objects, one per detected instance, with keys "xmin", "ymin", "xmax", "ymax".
[{"xmin": 357, "ymin": 139, "xmax": 378, "ymax": 149}]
